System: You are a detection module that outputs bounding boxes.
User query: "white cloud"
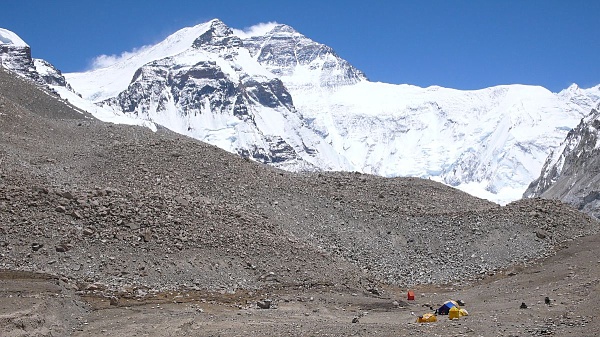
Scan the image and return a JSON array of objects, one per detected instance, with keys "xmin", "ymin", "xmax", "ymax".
[
  {"xmin": 89, "ymin": 45, "xmax": 152, "ymax": 70},
  {"xmin": 88, "ymin": 21, "xmax": 281, "ymax": 70},
  {"xmin": 232, "ymin": 22, "xmax": 279, "ymax": 38}
]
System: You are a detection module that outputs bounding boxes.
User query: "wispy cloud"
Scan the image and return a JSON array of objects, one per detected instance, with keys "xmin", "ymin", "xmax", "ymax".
[
  {"xmin": 232, "ymin": 22, "xmax": 279, "ymax": 38},
  {"xmin": 88, "ymin": 45, "xmax": 152, "ymax": 70},
  {"xmin": 88, "ymin": 21, "xmax": 280, "ymax": 70}
]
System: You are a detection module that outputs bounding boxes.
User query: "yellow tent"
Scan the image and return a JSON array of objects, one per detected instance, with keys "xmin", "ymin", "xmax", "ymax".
[
  {"xmin": 417, "ymin": 313, "xmax": 437, "ymax": 323},
  {"xmin": 448, "ymin": 306, "xmax": 460, "ymax": 320}
]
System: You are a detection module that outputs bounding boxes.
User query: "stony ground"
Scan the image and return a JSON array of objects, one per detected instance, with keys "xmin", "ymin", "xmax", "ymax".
[
  {"xmin": 2, "ymin": 233, "xmax": 599, "ymax": 336},
  {"xmin": 1, "ymin": 66, "xmax": 600, "ymax": 336}
]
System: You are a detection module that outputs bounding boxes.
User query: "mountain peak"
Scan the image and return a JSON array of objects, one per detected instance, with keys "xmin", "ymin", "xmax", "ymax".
[
  {"xmin": 207, "ymin": 18, "xmax": 232, "ymax": 34},
  {"xmin": 269, "ymin": 24, "xmax": 299, "ymax": 35},
  {"xmin": 0, "ymin": 28, "xmax": 28, "ymax": 47},
  {"xmin": 565, "ymin": 83, "xmax": 580, "ymax": 93},
  {"xmin": 192, "ymin": 19, "xmax": 240, "ymax": 48}
]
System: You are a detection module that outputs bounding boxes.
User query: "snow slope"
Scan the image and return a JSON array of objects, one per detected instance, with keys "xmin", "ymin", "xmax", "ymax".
[
  {"xmin": 66, "ymin": 21, "xmax": 217, "ymax": 101},
  {"xmin": 0, "ymin": 28, "xmax": 28, "ymax": 47},
  {"xmin": 289, "ymin": 82, "xmax": 592, "ymax": 204}
]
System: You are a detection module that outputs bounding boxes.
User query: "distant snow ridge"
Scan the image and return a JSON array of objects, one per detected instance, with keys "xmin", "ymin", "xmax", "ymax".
[{"xmin": 3, "ymin": 20, "xmax": 599, "ymax": 204}]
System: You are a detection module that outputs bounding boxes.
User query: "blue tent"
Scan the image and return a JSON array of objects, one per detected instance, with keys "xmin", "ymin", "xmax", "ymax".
[{"xmin": 437, "ymin": 300, "xmax": 459, "ymax": 315}]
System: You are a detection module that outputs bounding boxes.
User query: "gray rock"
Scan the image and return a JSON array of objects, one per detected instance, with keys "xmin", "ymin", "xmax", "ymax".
[
  {"xmin": 61, "ymin": 191, "xmax": 75, "ymax": 199},
  {"xmin": 55, "ymin": 243, "xmax": 72, "ymax": 252},
  {"xmin": 83, "ymin": 227, "xmax": 95, "ymax": 236},
  {"xmin": 140, "ymin": 229, "xmax": 152, "ymax": 242},
  {"xmin": 535, "ymin": 230, "xmax": 548, "ymax": 239},
  {"xmin": 174, "ymin": 196, "xmax": 189, "ymax": 207},
  {"xmin": 257, "ymin": 299, "xmax": 272, "ymax": 309}
]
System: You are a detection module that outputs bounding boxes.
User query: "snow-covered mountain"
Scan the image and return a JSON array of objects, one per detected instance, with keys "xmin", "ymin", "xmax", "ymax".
[
  {"xmin": 0, "ymin": 28, "xmax": 156, "ymax": 129},
  {"xmin": 2, "ymin": 21, "xmax": 599, "ymax": 204},
  {"xmin": 0, "ymin": 28, "xmax": 70, "ymax": 89},
  {"xmin": 67, "ymin": 19, "xmax": 351, "ymax": 170},
  {"xmin": 524, "ymin": 103, "xmax": 600, "ymax": 217}
]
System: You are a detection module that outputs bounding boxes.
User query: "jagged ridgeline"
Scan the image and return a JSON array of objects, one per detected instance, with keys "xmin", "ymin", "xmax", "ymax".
[{"xmin": 525, "ymin": 104, "xmax": 600, "ymax": 217}]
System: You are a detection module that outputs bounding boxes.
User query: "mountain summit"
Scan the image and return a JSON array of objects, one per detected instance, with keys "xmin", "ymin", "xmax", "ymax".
[
  {"xmin": 241, "ymin": 23, "xmax": 367, "ymax": 88},
  {"xmin": 67, "ymin": 19, "xmax": 344, "ymax": 170}
]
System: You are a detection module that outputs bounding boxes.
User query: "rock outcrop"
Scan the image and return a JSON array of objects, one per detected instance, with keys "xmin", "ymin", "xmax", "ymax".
[
  {"xmin": 0, "ymin": 28, "xmax": 73, "ymax": 92},
  {"xmin": 525, "ymin": 104, "xmax": 600, "ymax": 218}
]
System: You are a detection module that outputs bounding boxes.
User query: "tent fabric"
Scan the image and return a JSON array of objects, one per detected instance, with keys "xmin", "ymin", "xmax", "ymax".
[
  {"xmin": 416, "ymin": 313, "xmax": 437, "ymax": 323},
  {"xmin": 448, "ymin": 306, "xmax": 460, "ymax": 320},
  {"xmin": 437, "ymin": 300, "xmax": 459, "ymax": 315},
  {"xmin": 459, "ymin": 308, "xmax": 469, "ymax": 317}
]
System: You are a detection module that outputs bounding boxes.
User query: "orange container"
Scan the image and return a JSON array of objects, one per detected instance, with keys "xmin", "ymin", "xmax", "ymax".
[{"xmin": 407, "ymin": 290, "xmax": 415, "ymax": 300}]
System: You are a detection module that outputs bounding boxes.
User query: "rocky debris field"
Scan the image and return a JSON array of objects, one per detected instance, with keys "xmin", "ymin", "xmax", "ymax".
[
  {"xmin": 1, "ymin": 66, "xmax": 600, "ymax": 336},
  {"xmin": 3, "ymin": 233, "xmax": 599, "ymax": 336}
]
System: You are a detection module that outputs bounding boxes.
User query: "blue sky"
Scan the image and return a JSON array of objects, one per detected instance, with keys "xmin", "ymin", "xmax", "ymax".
[{"xmin": 3, "ymin": 0, "xmax": 598, "ymax": 92}]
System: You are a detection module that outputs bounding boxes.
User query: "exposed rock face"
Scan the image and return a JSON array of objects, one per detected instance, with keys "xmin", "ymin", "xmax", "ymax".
[
  {"xmin": 0, "ymin": 43, "xmax": 35, "ymax": 76},
  {"xmin": 524, "ymin": 104, "xmax": 600, "ymax": 218},
  {"xmin": 101, "ymin": 54, "xmax": 307, "ymax": 165},
  {"xmin": 33, "ymin": 58, "xmax": 72, "ymax": 88},
  {"xmin": 0, "ymin": 33, "xmax": 73, "ymax": 92},
  {"xmin": 192, "ymin": 19, "xmax": 243, "ymax": 50}
]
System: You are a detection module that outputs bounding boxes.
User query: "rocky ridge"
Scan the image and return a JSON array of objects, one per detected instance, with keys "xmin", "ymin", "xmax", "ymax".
[
  {"xmin": 1, "ymin": 66, "xmax": 598, "ymax": 305},
  {"xmin": 0, "ymin": 34, "xmax": 72, "ymax": 92},
  {"xmin": 525, "ymin": 104, "xmax": 600, "ymax": 217}
]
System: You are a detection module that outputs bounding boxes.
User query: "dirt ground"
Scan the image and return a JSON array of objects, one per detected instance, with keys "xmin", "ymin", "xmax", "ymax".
[{"xmin": 2, "ymin": 234, "xmax": 599, "ymax": 337}]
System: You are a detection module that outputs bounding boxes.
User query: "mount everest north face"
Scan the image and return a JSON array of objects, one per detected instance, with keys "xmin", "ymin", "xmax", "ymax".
[{"xmin": 2, "ymin": 20, "xmax": 600, "ymax": 204}]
